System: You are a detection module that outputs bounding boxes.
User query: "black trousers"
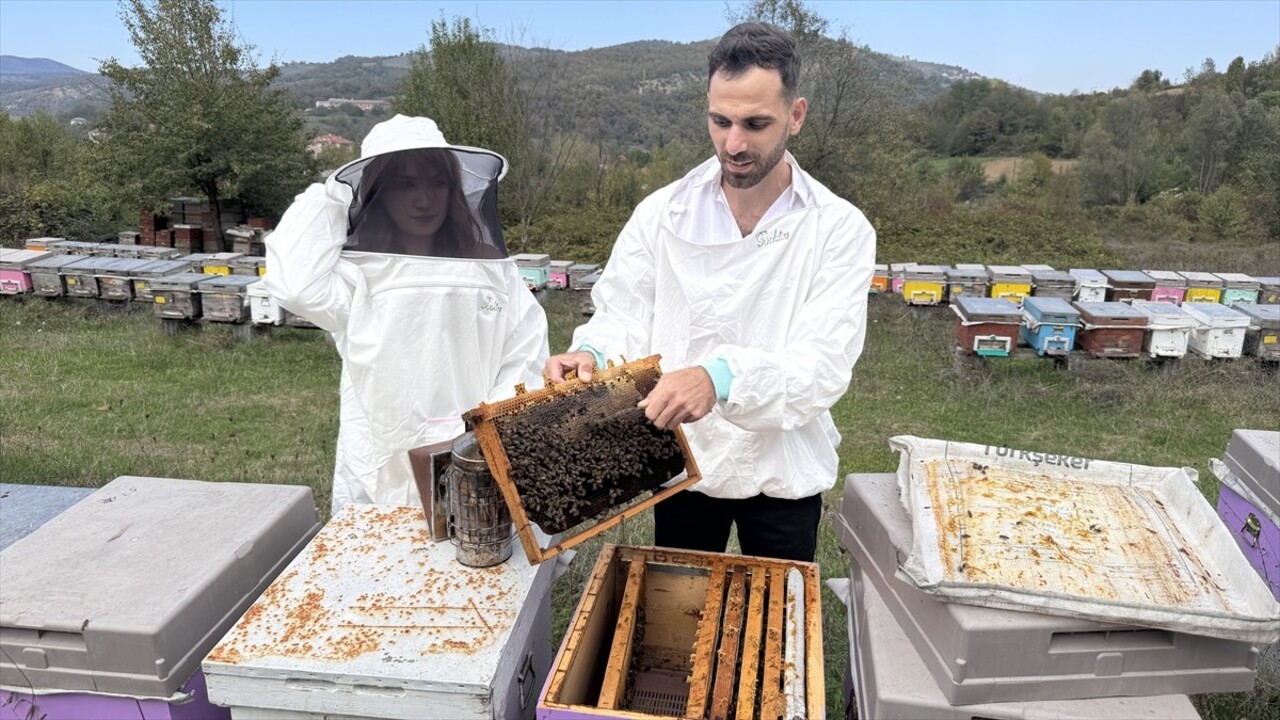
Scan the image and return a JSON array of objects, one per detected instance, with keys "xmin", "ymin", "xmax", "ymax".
[{"xmin": 653, "ymin": 490, "xmax": 823, "ymax": 562}]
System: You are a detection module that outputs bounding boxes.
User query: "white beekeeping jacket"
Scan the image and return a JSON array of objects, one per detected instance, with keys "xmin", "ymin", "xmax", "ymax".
[
  {"xmin": 573, "ymin": 156, "xmax": 876, "ymax": 500},
  {"xmin": 264, "ymin": 115, "xmax": 549, "ymax": 512}
]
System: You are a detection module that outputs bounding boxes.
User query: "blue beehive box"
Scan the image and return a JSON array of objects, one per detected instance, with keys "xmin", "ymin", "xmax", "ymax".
[{"xmin": 1020, "ymin": 296, "xmax": 1080, "ymax": 356}]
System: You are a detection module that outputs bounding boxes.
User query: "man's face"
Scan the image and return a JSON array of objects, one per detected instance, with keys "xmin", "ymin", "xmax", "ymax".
[{"xmin": 707, "ymin": 66, "xmax": 806, "ymax": 190}]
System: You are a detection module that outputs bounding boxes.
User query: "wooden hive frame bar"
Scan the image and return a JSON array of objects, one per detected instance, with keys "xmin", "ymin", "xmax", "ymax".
[
  {"xmin": 709, "ymin": 565, "xmax": 748, "ymax": 719},
  {"xmin": 463, "ymin": 355, "xmax": 702, "ymax": 565},
  {"xmin": 599, "ymin": 558, "xmax": 648, "ymax": 709}
]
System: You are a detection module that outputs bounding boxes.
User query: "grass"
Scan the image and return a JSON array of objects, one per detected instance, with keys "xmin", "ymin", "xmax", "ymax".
[{"xmin": 2, "ymin": 287, "xmax": 1278, "ymax": 717}]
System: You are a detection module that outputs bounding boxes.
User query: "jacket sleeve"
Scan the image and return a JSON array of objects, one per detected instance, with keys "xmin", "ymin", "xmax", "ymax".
[
  {"xmin": 569, "ymin": 198, "xmax": 659, "ymax": 362},
  {"xmin": 262, "ymin": 179, "xmax": 355, "ymax": 334},
  {"xmin": 716, "ymin": 206, "xmax": 877, "ymax": 432},
  {"xmin": 489, "ymin": 273, "xmax": 551, "ymax": 401}
]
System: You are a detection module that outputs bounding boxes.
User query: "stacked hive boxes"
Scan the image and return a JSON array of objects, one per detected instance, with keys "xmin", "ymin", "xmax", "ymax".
[
  {"xmin": 1213, "ymin": 430, "xmax": 1280, "ymax": 600},
  {"xmin": 833, "ymin": 471, "xmax": 1258, "ymax": 720},
  {"xmin": 0, "ymin": 477, "xmax": 320, "ymax": 720}
]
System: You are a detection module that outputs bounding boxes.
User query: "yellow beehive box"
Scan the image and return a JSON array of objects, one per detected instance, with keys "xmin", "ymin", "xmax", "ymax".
[
  {"xmin": 987, "ymin": 265, "xmax": 1034, "ymax": 303},
  {"xmin": 901, "ymin": 265, "xmax": 948, "ymax": 306}
]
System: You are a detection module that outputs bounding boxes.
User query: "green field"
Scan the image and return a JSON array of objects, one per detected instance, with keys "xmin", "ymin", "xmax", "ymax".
[{"xmin": 1, "ymin": 288, "xmax": 1277, "ymax": 717}]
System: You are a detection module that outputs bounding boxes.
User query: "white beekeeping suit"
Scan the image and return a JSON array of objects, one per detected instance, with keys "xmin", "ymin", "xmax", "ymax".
[{"xmin": 264, "ymin": 115, "xmax": 549, "ymax": 513}]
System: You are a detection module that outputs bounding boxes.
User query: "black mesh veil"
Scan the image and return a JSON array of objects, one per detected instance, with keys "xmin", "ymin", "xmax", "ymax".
[{"xmin": 334, "ymin": 147, "xmax": 507, "ymax": 259}]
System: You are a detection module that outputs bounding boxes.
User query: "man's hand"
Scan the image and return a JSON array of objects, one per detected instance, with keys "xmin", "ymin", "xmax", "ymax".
[
  {"xmin": 544, "ymin": 351, "xmax": 598, "ymax": 383},
  {"xmin": 637, "ymin": 366, "xmax": 717, "ymax": 431}
]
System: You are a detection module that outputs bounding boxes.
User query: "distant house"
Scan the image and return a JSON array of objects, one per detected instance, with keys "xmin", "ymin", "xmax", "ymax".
[
  {"xmin": 308, "ymin": 133, "xmax": 355, "ymax": 156},
  {"xmin": 314, "ymin": 98, "xmax": 389, "ymax": 111}
]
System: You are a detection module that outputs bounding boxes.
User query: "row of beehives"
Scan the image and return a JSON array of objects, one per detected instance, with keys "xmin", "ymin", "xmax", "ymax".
[
  {"xmin": 952, "ymin": 295, "xmax": 1280, "ymax": 364},
  {"xmin": 0, "ymin": 242, "xmax": 318, "ymax": 334},
  {"xmin": 877, "ymin": 263, "xmax": 1280, "ymax": 308},
  {"xmin": 830, "ymin": 431, "xmax": 1278, "ymax": 719}
]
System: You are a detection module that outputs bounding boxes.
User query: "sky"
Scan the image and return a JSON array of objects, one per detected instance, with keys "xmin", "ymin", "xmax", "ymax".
[{"xmin": 0, "ymin": 0, "xmax": 1277, "ymax": 95}]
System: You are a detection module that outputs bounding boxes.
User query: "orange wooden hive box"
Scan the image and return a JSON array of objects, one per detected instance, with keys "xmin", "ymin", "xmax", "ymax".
[{"xmin": 462, "ymin": 355, "xmax": 702, "ymax": 565}]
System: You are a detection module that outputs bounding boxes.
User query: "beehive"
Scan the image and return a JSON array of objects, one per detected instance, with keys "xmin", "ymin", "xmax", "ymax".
[
  {"xmin": 901, "ymin": 264, "xmax": 947, "ymax": 305},
  {"xmin": 1179, "ymin": 271, "xmax": 1223, "ymax": 304},
  {"xmin": 462, "ymin": 355, "xmax": 700, "ymax": 564},
  {"xmin": 1257, "ymin": 276, "xmax": 1280, "ymax": 304},
  {"xmin": 568, "ymin": 262, "xmax": 602, "ymax": 290},
  {"xmin": 130, "ymin": 259, "xmax": 193, "ymax": 302},
  {"xmin": 198, "ymin": 274, "xmax": 258, "ymax": 323},
  {"xmin": 61, "ymin": 256, "xmax": 117, "ymax": 298},
  {"xmin": 952, "ymin": 297, "xmax": 1021, "ymax": 357},
  {"xmin": 95, "ymin": 258, "xmax": 151, "ymax": 301},
  {"xmin": 1235, "ymin": 303, "xmax": 1280, "ymax": 361},
  {"xmin": 1216, "ymin": 272, "xmax": 1261, "ymax": 307},
  {"xmin": 539, "ymin": 544, "xmax": 824, "ymax": 720},
  {"xmin": 987, "ymin": 265, "xmax": 1033, "ymax": 303},
  {"xmin": 1020, "ymin": 296, "xmax": 1080, "ymax": 357},
  {"xmin": 0, "ymin": 249, "xmax": 50, "ymax": 294},
  {"xmin": 1182, "ymin": 302, "xmax": 1250, "ymax": 359},
  {"xmin": 513, "ymin": 253, "xmax": 552, "ymax": 290},
  {"xmin": 151, "ymin": 273, "xmax": 213, "ymax": 319},
  {"xmin": 25, "ymin": 254, "xmax": 86, "ymax": 297},
  {"xmin": 1132, "ymin": 301, "xmax": 1196, "ymax": 359},
  {"xmin": 1073, "ymin": 301, "xmax": 1148, "ymax": 358},
  {"xmin": 943, "ymin": 266, "xmax": 990, "ymax": 301},
  {"xmin": 870, "ymin": 263, "xmax": 891, "ymax": 294},
  {"xmin": 1143, "ymin": 270, "xmax": 1187, "ymax": 304},
  {"xmin": 1068, "ymin": 268, "xmax": 1109, "ymax": 303},
  {"xmin": 549, "ymin": 260, "xmax": 574, "ymax": 289},
  {"xmin": 1101, "ymin": 270, "xmax": 1155, "ymax": 302},
  {"xmin": 1028, "ymin": 269, "xmax": 1077, "ymax": 300}
]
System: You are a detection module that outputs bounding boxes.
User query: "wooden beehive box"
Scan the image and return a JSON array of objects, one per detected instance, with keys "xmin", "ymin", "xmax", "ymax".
[
  {"xmin": 540, "ymin": 544, "xmax": 824, "ymax": 720},
  {"xmin": 462, "ymin": 355, "xmax": 701, "ymax": 565}
]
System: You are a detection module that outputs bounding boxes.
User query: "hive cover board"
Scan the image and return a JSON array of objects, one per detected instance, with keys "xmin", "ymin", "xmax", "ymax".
[
  {"xmin": 203, "ymin": 504, "xmax": 556, "ymax": 720},
  {"xmin": 834, "ymin": 472, "xmax": 1259, "ymax": 704},
  {"xmin": 464, "ymin": 355, "xmax": 701, "ymax": 564},
  {"xmin": 0, "ymin": 483, "xmax": 95, "ymax": 551},
  {"xmin": 0, "ymin": 476, "xmax": 320, "ymax": 697},
  {"xmin": 890, "ymin": 436, "xmax": 1280, "ymax": 644}
]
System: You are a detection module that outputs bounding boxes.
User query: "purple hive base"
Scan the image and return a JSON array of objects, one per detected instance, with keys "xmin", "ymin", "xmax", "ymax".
[
  {"xmin": 0, "ymin": 670, "xmax": 227, "ymax": 720},
  {"xmin": 1217, "ymin": 485, "xmax": 1280, "ymax": 600}
]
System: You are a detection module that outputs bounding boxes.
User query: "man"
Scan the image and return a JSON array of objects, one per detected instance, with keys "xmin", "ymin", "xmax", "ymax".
[{"xmin": 544, "ymin": 23, "xmax": 875, "ymax": 562}]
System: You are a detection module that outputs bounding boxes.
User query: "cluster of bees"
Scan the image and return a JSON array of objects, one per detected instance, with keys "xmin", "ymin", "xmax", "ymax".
[{"xmin": 495, "ymin": 394, "xmax": 686, "ymax": 534}]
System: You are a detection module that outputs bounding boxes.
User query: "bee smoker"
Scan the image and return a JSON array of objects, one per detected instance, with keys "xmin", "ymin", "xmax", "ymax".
[{"xmin": 445, "ymin": 431, "xmax": 514, "ymax": 567}]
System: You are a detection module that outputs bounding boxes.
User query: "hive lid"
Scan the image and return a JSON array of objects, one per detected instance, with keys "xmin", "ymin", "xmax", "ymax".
[
  {"xmin": 1233, "ymin": 303, "xmax": 1280, "ymax": 326},
  {"xmin": 0, "ymin": 250, "xmax": 51, "ymax": 268},
  {"xmin": 1178, "ymin": 271, "xmax": 1222, "ymax": 286},
  {"xmin": 1181, "ymin": 302, "xmax": 1251, "ymax": 327},
  {"xmin": 1215, "ymin": 272, "xmax": 1259, "ymax": 289},
  {"xmin": 1030, "ymin": 269, "xmax": 1076, "ymax": 285},
  {"xmin": 549, "ymin": 260, "xmax": 574, "ymax": 270},
  {"xmin": 1020, "ymin": 263, "xmax": 1056, "ymax": 273},
  {"xmin": 1101, "ymin": 269, "xmax": 1155, "ymax": 285},
  {"xmin": 945, "ymin": 267, "xmax": 989, "ymax": 281},
  {"xmin": 130, "ymin": 259, "xmax": 193, "ymax": 278},
  {"xmin": 1223, "ymin": 429, "xmax": 1280, "ymax": 518},
  {"xmin": 986, "ymin": 265, "xmax": 1033, "ymax": 280},
  {"xmin": 1073, "ymin": 301, "xmax": 1148, "ymax": 323},
  {"xmin": 1068, "ymin": 268, "xmax": 1108, "ymax": 285},
  {"xmin": 567, "ymin": 263, "xmax": 600, "ymax": 274},
  {"xmin": 1132, "ymin": 301, "xmax": 1196, "ymax": 328},
  {"xmin": 63, "ymin": 256, "xmax": 121, "ymax": 273},
  {"xmin": 203, "ymin": 504, "xmax": 556, "ymax": 715},
  {"xmin": 1144, "ymin": 270, "xmax": 1187, "ymax": 286},
  {"xmin": 149, "ymin": 272, "xmax": 218, "ymax": 290},
  {"xmin": 1022, "ymin": 296, "xmax": 1079, "ymax": 321},
  {"xmin": 26, "ymin": 254, "xmax": 86, "ymax": 271},
  {"xmin": 199, "ymin": 274, "xmax": 260, "ymax": 291},
  {"xmin": 0, "ymin": 483, "xmax": 96, "ymax": 552},
  {"xmin": 0, "ymin": 477, "xmax": 320, "ymax": 697},
  {"xmin": 954, "ymin": 297, "xmax": 1020, "ymax": 322}
]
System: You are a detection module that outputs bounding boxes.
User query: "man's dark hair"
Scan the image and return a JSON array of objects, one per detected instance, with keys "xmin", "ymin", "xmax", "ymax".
[{"xmin": 707, "ymin": 22, "xmax": 800, "ymax": 100}]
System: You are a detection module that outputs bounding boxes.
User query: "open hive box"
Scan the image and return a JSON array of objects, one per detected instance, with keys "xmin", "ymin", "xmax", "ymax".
[
  {"xmin": 463, "ymin": 355, "xmax": 701, "ymax": 564},
  {"xmin": 540, "ymin": 544, "xmax": 824, "ymax": 719}
]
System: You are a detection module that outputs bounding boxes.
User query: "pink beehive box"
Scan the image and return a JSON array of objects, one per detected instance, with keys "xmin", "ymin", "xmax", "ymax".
[{"xmin": 0, "ymin": 249, "xmax": 51, "ymax": 294}]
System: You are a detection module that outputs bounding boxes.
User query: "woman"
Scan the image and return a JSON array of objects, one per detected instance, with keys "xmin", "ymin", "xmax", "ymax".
[{"xmin": 264, "ymin": 115, "xmax": 549, "ymax": 513}]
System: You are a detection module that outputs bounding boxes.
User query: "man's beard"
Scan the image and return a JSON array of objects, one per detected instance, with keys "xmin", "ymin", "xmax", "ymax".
[{"xmin": 721, "ymin": 134, "xmax": 788, "ymax": 189}]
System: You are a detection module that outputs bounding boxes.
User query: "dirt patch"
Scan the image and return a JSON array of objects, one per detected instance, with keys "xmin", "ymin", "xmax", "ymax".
[{"xmin": 983, "ymin": 157, "xmax": 1078, "ymax": 182}]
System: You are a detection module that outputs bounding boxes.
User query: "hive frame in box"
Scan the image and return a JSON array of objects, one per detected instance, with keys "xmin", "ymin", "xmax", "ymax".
[
  {"xmin": 540, "ymin": 544, "xmax": 824, "ymax": 720},
  {"xmin": 463, "ymin": 355, "xmax": 701, "ymax": 565}
]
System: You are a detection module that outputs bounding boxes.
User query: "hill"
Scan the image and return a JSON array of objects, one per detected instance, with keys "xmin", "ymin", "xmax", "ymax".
[{"xmin": 0, "ymin": 40, "xmax": 989, "ymax": 146}]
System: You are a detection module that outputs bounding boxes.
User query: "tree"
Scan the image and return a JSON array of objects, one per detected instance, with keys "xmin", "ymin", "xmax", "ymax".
[
  {"xmin": 1080, "ymin": 94, "xmax": 1160, "ymax": 205},
  {"xmin": 95, "ymin": 0, "xmax": 315, "ymax": 250},
  {"xmin": 1183, "ymin": 90, "xmax": 1242, "ymax": 194},
  {"xmin": 1131, "ymin": 69, "xmax": 1171, "ymax": 93},
  {"xmin": 1224, "ymin": 56, "xmax": 1246, "ymax": 95},
  {"xmin": 397, "ymin": 16, "xmax": 576, "ymax": 241}
]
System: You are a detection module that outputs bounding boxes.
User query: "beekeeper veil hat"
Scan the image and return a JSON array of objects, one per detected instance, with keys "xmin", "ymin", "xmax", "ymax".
[{"xmin": 332, "ymin": 115, "xmax": 509, "ymax": 259}]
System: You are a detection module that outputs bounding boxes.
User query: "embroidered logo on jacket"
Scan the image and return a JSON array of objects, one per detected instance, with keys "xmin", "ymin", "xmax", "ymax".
[
  {"xmin": 480, "ymin": 294, "xmax": 504, "ymax": 313},
  {"xmin": 755, "ymin": 228, "xmax": 791, "ymax": 248}
]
